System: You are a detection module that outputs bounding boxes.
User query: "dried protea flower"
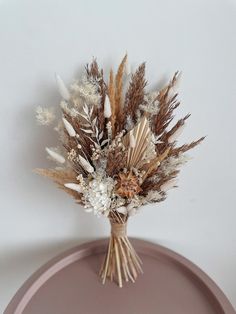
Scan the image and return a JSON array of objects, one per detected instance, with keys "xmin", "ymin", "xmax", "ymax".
[{"xmin": 115, "ymin": 171, "xmax": 142, "ymax": 198}]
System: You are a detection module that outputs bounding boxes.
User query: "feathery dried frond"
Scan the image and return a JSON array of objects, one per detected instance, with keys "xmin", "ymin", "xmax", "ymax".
[
  {"xmin": 34, "ymin": 168, "xmax": 82, "ymax": 201},
  {"xmin": 170, "ymin": 136, "xmax": 205, "ymax": 156},
  {"xmin": 85, "ymin": 59, "xmax": 107, "ymax": 131},
  {"xmin": 153, "ymin": 72, "xmax": 180, "ymax": 136},
  {"xmin": 124, "ymin": 63, "xmax": 147, "ymax": 125},
  {"xmin": 114, "ymin": 54, "xmax": 127, "ymax": 132},
  {"xmin": 108, "ymin": 69, "xmax": 116, "ymax": 135}
]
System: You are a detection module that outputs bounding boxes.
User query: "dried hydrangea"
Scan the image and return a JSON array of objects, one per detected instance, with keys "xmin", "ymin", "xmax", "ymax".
[{"xmin": 82, "ymin": 175, "xmax": 116, "ymax": 216}]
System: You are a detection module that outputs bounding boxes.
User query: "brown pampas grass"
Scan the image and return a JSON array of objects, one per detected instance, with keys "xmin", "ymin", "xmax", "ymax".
[
  {"xmin": 153, "ymin": 72, "xmax": 180, "ymax": 136},
  {"xmin": 125, "ymin": 63, "xmax": 147, "ymax": 124},
  {"xmin": 108, "ymin": 69, "xmax": 116, "ymax": 137},
  {"xmin": 114, "ymin": 54, "xmax": 127, "ymax": 133},
  {"xmin": 170, "ymin": 136, "xmax": 206, "ymax": 156}
]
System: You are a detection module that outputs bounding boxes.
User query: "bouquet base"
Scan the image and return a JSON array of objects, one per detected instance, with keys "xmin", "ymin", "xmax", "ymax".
[{"xmin": 100, "ymin": 221, "xmax": 143, "ymax": 287}]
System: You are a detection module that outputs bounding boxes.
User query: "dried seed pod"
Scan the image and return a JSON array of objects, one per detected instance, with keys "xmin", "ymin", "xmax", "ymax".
[{"xmin": 115, "ymin": 172, "xmax": 142, "ymax": 198}]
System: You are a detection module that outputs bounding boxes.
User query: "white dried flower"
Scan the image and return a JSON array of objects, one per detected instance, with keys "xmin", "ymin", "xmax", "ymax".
[
  {"xmin": 140, "ymin": 92, "xmax": 160, "ymax": 115},
  {"xmin": 55, "ymin": 74, "xmax": 70, "ymax": 101},
  {"xmin": 62, "ymin": 117, "xmax": 76, "ymax": 137},
  {"xmin": 104, "ymin": 95, "xmax": 111, "ymax": 118},
  {"xmin": 36, "ymin": 106, "xmax": 55, "ymax": 126},
  {"xmin": 45, "ymin": 147, "xmax": 65, "ymax": 164},
  {"xmin": 125, "ymin": 115, "xmax": 134, "ymax": 131},
  {"xmin": 78, "ymin": 155, "xmax": 94, "ymax": 173},
  {"xmin": 70, "ymin": 77, "xmax": 101, "ymax": 106},
  {"xmin": 64, "ymin": 183, "xmax": 82, "ymax": 193},
  {"xmin": 67, "ymin": 149, "xmax": 77, "ymax": 161},
  {"xmin": 83, "ymin": 176, "xmax": 115, "ymax": 216}
]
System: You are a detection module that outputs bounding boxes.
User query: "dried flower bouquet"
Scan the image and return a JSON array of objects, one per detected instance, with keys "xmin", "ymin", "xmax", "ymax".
[{"xmin": 35, "ymin": 55, "xmax": 204, "ymax": 287}]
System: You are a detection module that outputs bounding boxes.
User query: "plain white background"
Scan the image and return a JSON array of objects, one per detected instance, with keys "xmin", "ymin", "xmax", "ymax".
[{"xmin": 0, "ymin": 0, "xmax": 236, "ymax": 311}]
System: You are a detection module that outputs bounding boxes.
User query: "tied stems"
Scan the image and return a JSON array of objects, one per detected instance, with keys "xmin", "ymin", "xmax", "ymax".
[{"xmin": 100, "ymin": 220, "xmax": 143, "ymax": 287}]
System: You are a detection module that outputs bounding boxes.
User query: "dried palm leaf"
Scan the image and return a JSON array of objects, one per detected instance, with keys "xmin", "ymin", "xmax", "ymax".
[{"xmin": 122, "ymin": 116, "xmax": 151, "ymax": 169}]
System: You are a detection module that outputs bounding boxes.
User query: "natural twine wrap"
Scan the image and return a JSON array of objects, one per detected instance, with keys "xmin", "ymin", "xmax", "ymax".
[
  {"xmin": 111, "ymin": 222, "xmax": 127, "ymax": 237},
  {"xmin": 100, "ymin": 220, "xmax": 143, "ymax": 287}
]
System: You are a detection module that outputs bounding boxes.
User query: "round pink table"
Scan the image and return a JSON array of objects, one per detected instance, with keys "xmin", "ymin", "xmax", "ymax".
[{"xmin": 4, "ymin": 238, "xmax": 235, "ymax": 314}]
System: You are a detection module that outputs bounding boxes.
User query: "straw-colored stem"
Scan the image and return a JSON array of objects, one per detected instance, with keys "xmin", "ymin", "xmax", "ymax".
[{"xmin": 100, "ymin": 220, "xmax": 143, "ymax": 287}]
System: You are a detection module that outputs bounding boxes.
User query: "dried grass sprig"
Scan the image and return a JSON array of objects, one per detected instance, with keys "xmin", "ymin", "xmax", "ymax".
[
  {"xmin": 108, "ymin": 69, "xmax": 116, "ymax": 135},
  {"xmin": 124, "ymin": 63, "xmax": 147, "ymax": 125},
  {"xmin": 153, "ymin": 72, "xmax": 180, "ymax": 136},
  {"xmin": 114, "ymin": 54, "xmax": 127, "ymax": 133},
  {"xmin": 170, "ymin": 136, "xmax": 205, "ymax": 156},
  {"xmin": 34, "ymin": 168, "xmax": 82, "ymax": 201}
]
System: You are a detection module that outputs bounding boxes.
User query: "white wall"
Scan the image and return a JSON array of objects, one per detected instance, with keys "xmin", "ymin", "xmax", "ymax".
[{"xmin": 0, "ymin": 0, "xmax": 236, "ymax": 311}]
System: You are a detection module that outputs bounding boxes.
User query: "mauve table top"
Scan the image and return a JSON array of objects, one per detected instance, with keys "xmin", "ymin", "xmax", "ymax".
[{"xmin": 5, "ymin": 238, "xmax": 235, "ymax": 314}]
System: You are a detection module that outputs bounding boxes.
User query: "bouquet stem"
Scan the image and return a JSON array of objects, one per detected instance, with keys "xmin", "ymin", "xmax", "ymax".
[{"xmin": 100, "ymin": 220, "xmax": 143, "ymax": 287}]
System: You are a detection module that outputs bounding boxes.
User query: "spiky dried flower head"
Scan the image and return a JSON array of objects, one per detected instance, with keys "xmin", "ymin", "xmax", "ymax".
[{"xmin": 115, "ymin": 171, "xmax": 142, "ymax": 198}]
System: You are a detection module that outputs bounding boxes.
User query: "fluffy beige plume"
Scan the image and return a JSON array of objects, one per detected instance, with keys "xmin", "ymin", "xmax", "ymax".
[
  {"xmin": 129, "ymin": 131, "xmax": 136, "ymax": 148},
  {"xmin": 45, "ymin": 147, "xmax": 65, "ymax": 164},
  {"xmin": 62, "ymin": 117, "xmax": 76, "ymax": 137},
  {"xmin": 104, "ymin": 95, "xmax": 112, "ymax": 118},
  {"xmin": 78, "ymin": 155, "xmax": 94, "ymax": 173},
  {"xmin": 55, "ymin": 74, "xmax": 70, "ymax": 100},
  {"xmin": 64, "ymin": 183, "xmax": 82, "ymax": 193}
]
